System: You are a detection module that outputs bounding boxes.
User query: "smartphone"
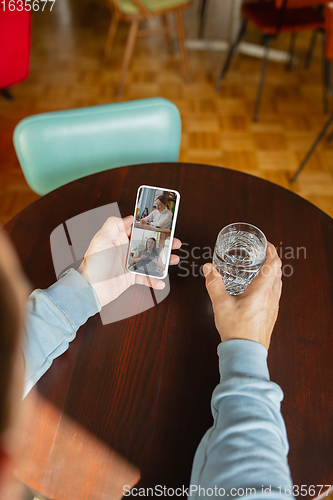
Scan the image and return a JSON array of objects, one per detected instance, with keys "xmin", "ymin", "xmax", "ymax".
[{"xmin": 127, "ymin": 185, "xmax": 180, "ymax": 280}]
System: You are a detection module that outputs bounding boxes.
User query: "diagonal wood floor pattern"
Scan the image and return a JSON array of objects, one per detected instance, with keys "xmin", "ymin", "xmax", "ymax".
[{"xmin": 1, "ymin": 0, "xmax": 333, "ymax": 227}]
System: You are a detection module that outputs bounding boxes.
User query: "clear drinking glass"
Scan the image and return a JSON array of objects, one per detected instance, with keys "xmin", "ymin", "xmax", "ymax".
[{"xmin": 212, "ymin": 222, "xmax": 267, "ymax": 296}]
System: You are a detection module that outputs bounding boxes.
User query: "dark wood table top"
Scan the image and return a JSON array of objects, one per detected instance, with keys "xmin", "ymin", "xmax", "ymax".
[{"xmin": 5, "ymin": 163, "xmax": 333, "ymax": 500}]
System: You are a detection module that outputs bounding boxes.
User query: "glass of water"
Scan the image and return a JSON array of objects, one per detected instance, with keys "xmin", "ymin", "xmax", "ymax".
[{"xmin": 213, "ymin": 223, "xmax": 267, "ymax": 296}]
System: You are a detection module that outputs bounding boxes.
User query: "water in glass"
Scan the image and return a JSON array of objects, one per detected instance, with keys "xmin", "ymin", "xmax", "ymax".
[{"xmin": 213, "ymin": 224, "xmax": 266, "ymax": 296}]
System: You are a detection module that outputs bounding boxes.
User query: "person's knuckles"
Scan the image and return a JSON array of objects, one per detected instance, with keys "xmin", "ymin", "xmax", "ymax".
[
  {"xmin": 272, "ymin": 252, "xmax": 282, "ymax": 266},
  {"xmin": 267, "ymin": 242, "xmax": 278, "ymax": 256}
]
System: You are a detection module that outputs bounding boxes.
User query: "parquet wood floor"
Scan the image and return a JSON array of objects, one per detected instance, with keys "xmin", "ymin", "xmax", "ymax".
[{"xmin": 1, "ymin": 0, "xmax": 333, "ymax": 227}]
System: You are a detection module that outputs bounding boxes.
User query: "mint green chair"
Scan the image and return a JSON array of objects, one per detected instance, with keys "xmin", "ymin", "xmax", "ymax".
[{"xmin": 13, "ymin": 98, "xmax": 181, "ymax": 195}]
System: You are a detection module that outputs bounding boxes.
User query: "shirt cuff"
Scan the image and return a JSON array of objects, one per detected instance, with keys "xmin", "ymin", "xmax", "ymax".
[
  {"xmin": 218, "ymin": 339, "xmax": 270, "ymax": 382},
  {"xmin": 44, "ymin": 269, "xmax": 101, "ymax": 328}
]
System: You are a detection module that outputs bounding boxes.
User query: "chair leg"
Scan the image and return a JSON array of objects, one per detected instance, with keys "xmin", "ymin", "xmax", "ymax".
[
  {"xmin": 116, "ymin": 20, "xmax": 139, "ymax": 99},
  {"xmin": 305, "ymin": 30, "xmax": 317, "ymax": 68},
  {"xmin": 322, "ymin": 30, "xmax": 329, "ymax": 114},
  {"xmin": 285, "ymin": 32, "xmax": 297, "ymax": 71},
  {"xmin": 253, "ymin": 35, "xmax": 270, "ymax": 122},
  {"xmin": 0, "ymin": 88, "xmax": 14, "ymax": 100},
  {"xmin": 198, "ymin": 0, "xmax": 208, "ymax": 39},
  {"xmin": 175, "ymin": 10, "xmax": 192, "ymax": 83},
  {"xmin": 103, "ymin": 15, "xmax": 119, "ymax": 63},
  {"xmin": 216, "ymin": 18, "xmax": 247, "ymax": 92},
  {"xmin": 162, "ymin": 15, "xmax": 173, "ymax": 54},
  {"xmin": 290, "ymin": 112, "xmax": 333, "ymax": 184}
]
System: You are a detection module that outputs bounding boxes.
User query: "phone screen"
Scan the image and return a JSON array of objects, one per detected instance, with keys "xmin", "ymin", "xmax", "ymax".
[{"xmin": 127, "ymin": 185, "xmax": 180, "ymax": 280}]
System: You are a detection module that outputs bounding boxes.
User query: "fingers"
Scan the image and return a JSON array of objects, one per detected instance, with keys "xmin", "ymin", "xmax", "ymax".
[
  {"xmin": 134, "ymin": 273, "xmax": 165, "ymax": 290},
  {"xmin": 122, "ymin": 215, "xmax": 134, "ymax": 237},
  {"xmin": 100, "ymin": 216, "xmax": 132, "ymax": 240},
  {"xmin": 203, "ymin": 263, "xmax": 229, "ymax": 306},
  {"xmin": 172, "ymin": 238, "xmax": 182, "ymax": 250},
  {"xmin": 169, "ymin": 254, "xmax": 180, "ymax": 265},
  {"xmin": 103, "ymin": 215, "xmax": 134, "ymax": 239},
  {"xmin": 266, "ymin": 242, "xmax": 280, "ymax": 263},
  {"xmin": 261, "ymin": 242, "xmax": 282, "ymax": 282},
  {"xmin": 272, "ymin": 273, "xmax": 283, "ymax": 304}
]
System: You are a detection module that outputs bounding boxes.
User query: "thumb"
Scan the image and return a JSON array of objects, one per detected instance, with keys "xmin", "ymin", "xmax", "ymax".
[
  {"xmin": 203, "ymin": 263, "xmax": 229, "ymax": 304},
  {"xmin": 123, "ymin": 215, "xmax": 134, "ymax": 237}
]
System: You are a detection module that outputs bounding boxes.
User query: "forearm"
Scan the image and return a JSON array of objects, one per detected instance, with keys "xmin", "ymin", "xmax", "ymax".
[
  {"xmin": 144, "ymin": 213, "xmax": 153, "ymax": 223},
  {"xmin": 189, "ymin": 340, "xmax": 293, "ymax": 500},
  {"xmin": 23, "ymin": 269, "xmax": 101, "ymax": 398}
]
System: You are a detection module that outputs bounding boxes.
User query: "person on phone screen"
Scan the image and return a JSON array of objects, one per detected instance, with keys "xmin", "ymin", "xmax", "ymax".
[
  {"xmin": 0, "ymin": 217, "xmax": 293, "ymax": 500},
  {"xmin": 140, "ymin": 195, "xmax": 172, "ymax": 229},
  {"xmin": 129, "ymin": 237, "xmax": 164, "ymax": 276}
]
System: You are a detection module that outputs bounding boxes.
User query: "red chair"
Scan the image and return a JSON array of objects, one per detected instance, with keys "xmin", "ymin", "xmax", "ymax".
[
  {"xmin": 290, "ymin": 2, "xmax": 333, "ymax": 182},
  {"xmin": 216, "ymin": 0, "xmax": 326, "ymax": 122},
  {"xmin": 0, "ymin": 5, "xmax": 31, "ymax": 99}
]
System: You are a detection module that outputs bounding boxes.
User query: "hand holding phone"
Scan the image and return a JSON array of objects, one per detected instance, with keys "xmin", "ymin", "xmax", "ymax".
[
  {"xmin": 127, "ymin": 185, "xmax": 180, "ymax": 280},
  {"xmin": 78, "ymin": 214, "xmax": 181, "ymax": 307}
]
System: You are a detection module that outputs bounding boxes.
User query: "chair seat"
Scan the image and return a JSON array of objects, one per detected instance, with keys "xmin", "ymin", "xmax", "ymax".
[
  {"xmin": 118, "ymin": 0, "xmax": 190, "ymax": 16},
  {"xmin": 242, "ymin": 1, "xmax": 324, "ymax": 34}
]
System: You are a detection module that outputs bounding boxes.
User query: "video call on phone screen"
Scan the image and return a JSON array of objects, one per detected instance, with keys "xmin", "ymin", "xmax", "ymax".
[{"xmin": 127, "ymin": 186, "xmax": 178, "ymax": 278}]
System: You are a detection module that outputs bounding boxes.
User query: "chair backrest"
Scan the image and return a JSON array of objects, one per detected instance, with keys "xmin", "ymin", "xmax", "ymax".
[
  {"xmin": 0, "ymin": 10, "xmax": 31, "ymax": 89},
  {"xmin": 13, "ymin": 98, "xmax": 181, "ymax": 195},
  {"xmin": 275, "ymin": 0, "xmax": 326, "ymax": 8},
  {"xmin": 109, "ymin": 0, "xmax": 148, "ymax": 18}
]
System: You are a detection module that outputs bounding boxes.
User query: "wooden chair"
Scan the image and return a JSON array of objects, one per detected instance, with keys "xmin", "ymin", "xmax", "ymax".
[
  {"xmin": 216, "ymin": 0, "xmax": 327, "ymax": 122},
  {"xmin": 103, "ymin": 0, "xmax": 192, "ymax": 98},
  {"xmin": 198, "ymin": 0, "xmax": 208, "ymax": 38},
  {"xmin": 290, "ymin": 2, "xmax": 333, "ymax": 182}
]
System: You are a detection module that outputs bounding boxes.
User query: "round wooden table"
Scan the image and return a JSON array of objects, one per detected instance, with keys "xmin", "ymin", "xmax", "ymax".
[{"xmin": 5, "ymin": 163, "xmax": 333, "ymax": 500}]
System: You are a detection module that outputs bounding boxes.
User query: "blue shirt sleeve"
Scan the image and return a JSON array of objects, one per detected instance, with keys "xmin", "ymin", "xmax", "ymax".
[
  {"xmin": 23, "ymin": 269, "xmax": 101, "ymax": 398},
  {"xmin": 189, "ymin": 339, "xmax": 293, "ymax": 500}
]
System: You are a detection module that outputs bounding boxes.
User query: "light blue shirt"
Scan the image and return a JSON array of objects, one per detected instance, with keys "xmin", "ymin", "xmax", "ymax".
[
  {"xmin": 189, "ymin": 340, "xmax": 293, "ymax": 499},
  {"xmin": 23, "ymin": 270, "xmax": 293, "ymax": 499},
  {"xmin": 23, "ymin": 269, "xmax": 101, "ymax": 398}
]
